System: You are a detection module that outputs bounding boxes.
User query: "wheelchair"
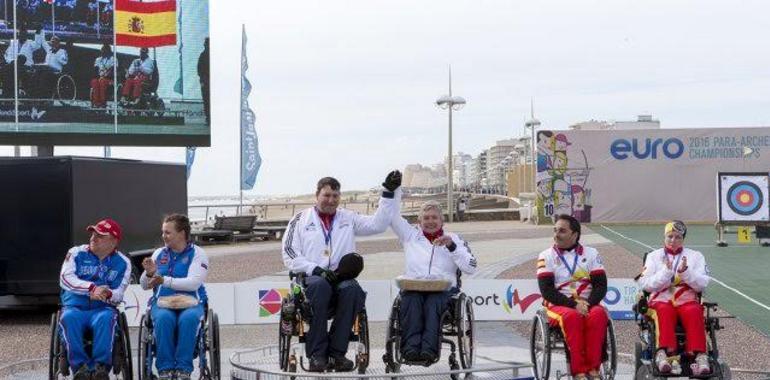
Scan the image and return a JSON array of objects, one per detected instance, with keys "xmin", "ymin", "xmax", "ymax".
[
  {"xmin": 382, "ymin": 270, "xmax": 475, "ymax": 380},
  {"xmin": 48, "ymin": 307, "xmax": 133, "ymax": 380},
  {"xmin": 119, "ymin": 64, "xmax": 165, "ymax": 115},
  {"xmin": 137, "ymin": 303, "xmax": 221, "ymax": 380},
  {"xmin": 529, "ymin": 306, "xmax": 617, "ymax": 380},
  {"xmin": 633, "ymin": 294, "xmax": 732, "ymax": 379},
  {"xmin": 278, "ymin": 272, "xmax": 370, "ymax": 375}
]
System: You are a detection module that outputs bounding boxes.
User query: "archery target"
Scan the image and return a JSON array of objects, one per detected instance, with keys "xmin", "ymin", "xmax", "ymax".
[{"xmin": 718, "ymin": 174, "xmax": 770, "ymax": 222}]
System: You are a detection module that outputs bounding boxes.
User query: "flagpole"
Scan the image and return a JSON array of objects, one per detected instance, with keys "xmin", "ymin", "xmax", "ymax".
[{"xmin": 239, "ymin": 24, "xmax": 245, "ymax": 215}]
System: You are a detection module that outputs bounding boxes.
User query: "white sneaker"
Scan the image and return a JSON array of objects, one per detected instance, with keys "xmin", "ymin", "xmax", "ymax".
[
  {"xmin": 691, "ymin": 353, "xmax": 711, "ymax": 376},
  {"xmin": 670, "ymin": 357, "xmax": 682, "ymax": 375},
  {"xmin": 655, "ymin": 350, "xmax": 671, "ymax": 373}
]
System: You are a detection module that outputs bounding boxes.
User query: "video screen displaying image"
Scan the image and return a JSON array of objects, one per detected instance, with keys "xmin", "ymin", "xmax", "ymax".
[{"xmin": 0, "ymin": 0, "xmax": 209, "ymax": 146}]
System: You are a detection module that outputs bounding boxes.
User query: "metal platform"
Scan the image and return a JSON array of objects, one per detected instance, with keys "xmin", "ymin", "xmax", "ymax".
[{"xmin": 230, "ymin": 345, "xmax": 534, "ymax": 380}]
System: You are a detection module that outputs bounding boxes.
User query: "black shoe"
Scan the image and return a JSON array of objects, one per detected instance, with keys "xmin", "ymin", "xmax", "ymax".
[
  {"xmin": 308, "ymin": 357, "xmax": 328, "ymax": 372},
  {"xmin": 92, "ymin": 364, "xmax": 109, "ymax": 380},
  {"xmin": 330, "ymin": 355, "xmax": 355, "ymax": 372},
  {"xmin": 72, "ymin": 365, "xmax": 90, "ymax": 380},
  {"xmin": 420, "ymin": 351, "xmax": 437, "ymax": 363},
  {"xmin": 402, "ymin": 350, "xmax": 420, "ymax": 362}
]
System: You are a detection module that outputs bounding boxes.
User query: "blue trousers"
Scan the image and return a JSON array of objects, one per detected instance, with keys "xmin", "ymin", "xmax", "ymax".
[
  {"xmin": 304, "ymin": 276, "xmax": 366, "ymax": 360},
  {"xmin": 151, "ymin": 304, "xmax": 204, "ymax": 373},
  {"xmin": 59, "ymin": 306, "xmax": 117, "ymax": 370},
  {"xmin": 399, "ymin": 290, "xmax": 452, "ymax": 356}
]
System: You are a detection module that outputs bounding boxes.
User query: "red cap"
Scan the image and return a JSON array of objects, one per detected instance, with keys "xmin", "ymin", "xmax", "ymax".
[{"xmin": 87, "ymin": 219, "xmax": 122, "ymax": 241}]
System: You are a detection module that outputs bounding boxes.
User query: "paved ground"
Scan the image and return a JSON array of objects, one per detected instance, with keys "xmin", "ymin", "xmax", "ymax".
[{"xmin": 2, "ymin": 221, "xmax": 770, "ymax": 379}]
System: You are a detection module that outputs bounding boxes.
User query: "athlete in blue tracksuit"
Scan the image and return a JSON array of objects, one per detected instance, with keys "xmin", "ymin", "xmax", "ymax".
[
  {"xmin": 58, "ymin": 219, "xmax": 131, "ymax": 380},
  {"xmin": 140, "ymin": 214, "xmax": 209, "ymax": 380}
]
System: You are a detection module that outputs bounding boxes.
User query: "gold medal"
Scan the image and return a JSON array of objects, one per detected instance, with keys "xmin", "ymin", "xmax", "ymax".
[{"xmin": 323, "ymin": 248, "xmax": 330, "ymax": 257}]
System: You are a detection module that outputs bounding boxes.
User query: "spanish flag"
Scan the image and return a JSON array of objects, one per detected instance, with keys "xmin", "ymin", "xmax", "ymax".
[{"xmin": 115, "ymin": 0, "xmax": 176, "ymax": 48}]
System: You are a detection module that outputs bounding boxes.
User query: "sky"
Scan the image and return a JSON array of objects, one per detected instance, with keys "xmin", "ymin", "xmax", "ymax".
[{"xmin": 3, "ymin": 0, "xmax": 770, "ymax": 196}]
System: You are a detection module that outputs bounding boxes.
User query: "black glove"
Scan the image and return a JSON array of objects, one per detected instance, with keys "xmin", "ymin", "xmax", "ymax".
[
  {"xmin": 336, "ymin": 252, "xmax": 364, "ymax": 281},
  {"xmin": 312, "ymin": 266, "xmax": 338, "ymax": 284},
  {"xmin": 382, "ymin": 170, "xmax": 402, "ymax": 192}
]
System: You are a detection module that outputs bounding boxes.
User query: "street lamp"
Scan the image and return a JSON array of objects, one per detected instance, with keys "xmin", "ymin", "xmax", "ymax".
[
  {"xmin": 436, "ymin": 67, "xmax": 466, "ymax": 223},
  {"xmin": 524, "ymin": 116, "xmax": 541, "ymax": 193}
]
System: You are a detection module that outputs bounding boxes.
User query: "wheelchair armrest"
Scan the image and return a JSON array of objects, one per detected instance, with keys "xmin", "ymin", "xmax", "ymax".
[{"xmin": 702, "ymin": 301, "xmax": 718, "ymax": 309}]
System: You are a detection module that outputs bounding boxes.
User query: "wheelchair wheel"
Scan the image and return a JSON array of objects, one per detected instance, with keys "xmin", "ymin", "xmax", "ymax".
[
  {"xmin": 456, "ymin": 294, "xmax": 475, "ymax": 369},
  {"xmin": 634, "ymin": 342, "xmax": 643, "ymax": 374},
  {"xmin": 383, "ymin": 296, "xmax": 401, "ymax": 374},
  {"xmin": 49, "ymin": 310, "xmax": 68, "ymax": 380},
  {"xmin": 137, "ymin": 314, "xmax": 153, "ymax": 380},
  {"xmin": 56, "ymin": 74, "xmax": 76, "ymax": 101},
  {"xmin": 530, "ymin": 310, "xmax": 551, "ymax": 380},
  {"xmin": 113, "ymin": 312, "xmax": 133, "ymax": 380},
  {"xmin": 354, "ymin": 310, "xmax": 370, "ymax": 374},
  {"xmin": 278, "ymin": 299, "xmax": 293, "ymax": 371},
  {"xmin": 206, "ymin": 309, "xmax": 221, "ymax": 380},
  {"xmin": 600, "ymin": 316, "xmax": 617, "ymax": 380}
]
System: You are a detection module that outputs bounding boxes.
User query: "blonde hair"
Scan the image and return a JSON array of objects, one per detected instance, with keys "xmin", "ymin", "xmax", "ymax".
[{"xmin": 418, "ymin": 200, "xmax": 443, "ymax": 221}]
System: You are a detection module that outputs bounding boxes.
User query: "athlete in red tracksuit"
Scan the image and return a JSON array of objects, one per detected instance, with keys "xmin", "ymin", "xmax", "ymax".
[
  {"xmin": 536, "ymin": 214, "xmax": 608, "ymax": 380},
  {"xmin": 638, "ymin": 221, "xmax": 711, "ymax": 376}
]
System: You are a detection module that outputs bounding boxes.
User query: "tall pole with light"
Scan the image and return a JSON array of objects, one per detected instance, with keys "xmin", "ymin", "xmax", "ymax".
[
  {"xmin": 524, "ymin": 100, "xmax": 540, "ymax": 193},
  {"xmin": 435, "ymin": 66, "xmax": 466, "ymax": 222},
  {"xmin": 524, "ymin": 100, "xmax": 540, "ymax": 224}
]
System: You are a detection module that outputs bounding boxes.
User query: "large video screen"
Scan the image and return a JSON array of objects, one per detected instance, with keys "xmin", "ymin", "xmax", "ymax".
[{"xmin": 0, "ymin": 0, "xmax": 209, "ymax": 146}]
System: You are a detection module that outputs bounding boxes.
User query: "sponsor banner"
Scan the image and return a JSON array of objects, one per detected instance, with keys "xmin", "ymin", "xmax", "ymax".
[
  {"xmin": 462, "ymin": 279, "xmax": 639, "ymax": 321},
  {"xmin": 123, "ymin": 279, "xmax": 639, "ymax": 326},
  {"xmin": 121, "ymin": 283, "xmax": 236, "ymax": 327},
  {"xmin": 234, "ymin": 281, "xmax": 393, "ymax": 324},
  {"xmin": 536, "ymin": 127, "xmax": 770, "ymax": 223}
]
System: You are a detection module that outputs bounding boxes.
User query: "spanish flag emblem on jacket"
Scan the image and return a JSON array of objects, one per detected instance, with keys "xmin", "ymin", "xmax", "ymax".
[{"xmin": 115, "ymin": 0, "xmax": 176, "ymax": 48}]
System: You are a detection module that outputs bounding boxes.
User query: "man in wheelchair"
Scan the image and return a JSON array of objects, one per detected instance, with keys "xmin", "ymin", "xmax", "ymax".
[
  {"xmin": 281, "ymin": 172, "xmax": 402, "ymax": 372},
  {"xmin": 536, "ymin": 214, "xmax": 608, "ymax": 380},
  {"xmin": 637, "ymin": 221, "xmax": 712, "ymax": 376},
  {"xmin": 389, "ymin": 200, "xmax": 477, "ymax": 364},
  {"xmin": 120, "ymin": 47, "xmax": 156, "ymax": 107},
  {"xmin": 57, "ymin": 219, "xmax": 131, "ymax": 380}
]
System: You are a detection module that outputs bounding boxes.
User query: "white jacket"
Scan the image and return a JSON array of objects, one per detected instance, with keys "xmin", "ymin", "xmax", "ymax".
[
  {"xmin": 282, "ymin": 191, "xmax": 399, "ymax": 275},
  {"xmin": 391, "ymin": 215, "xmax": 477, "ymax": 287},
  {"xmin": 536, "ymin": 244, "xmax": 605, "ymax": 301},
  {"xmin": 638, "ymin": 247, "xmax": 710, "ymax": 306}
]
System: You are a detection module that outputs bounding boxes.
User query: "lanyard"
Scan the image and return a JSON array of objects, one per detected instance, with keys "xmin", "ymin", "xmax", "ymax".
[
  {"xmin": 558, "ymin": 251, "xmax": 580, "ymax": 277},
  {"xmin": 667, "ymin": 253, "xmax": 682, "ymax": 282}
]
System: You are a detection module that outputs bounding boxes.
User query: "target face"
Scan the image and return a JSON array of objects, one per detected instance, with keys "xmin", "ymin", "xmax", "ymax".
[
  {"xmin": 727, "ymin": 181, "xmax": 763, "ymax": 215},
  {"xmin": 718, "ymin": 174, "xmax": 770, "ymax": 222}
]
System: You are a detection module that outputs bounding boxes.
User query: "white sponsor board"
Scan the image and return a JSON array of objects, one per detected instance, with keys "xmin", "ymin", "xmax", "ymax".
[{"xmin": 121, "ymin": 279, "xmax": 639, "ymax": 326}]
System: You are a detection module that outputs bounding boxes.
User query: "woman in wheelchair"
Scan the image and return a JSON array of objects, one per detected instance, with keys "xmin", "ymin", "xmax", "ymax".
[
  {"xmin": 391, "ymin": 200, "xmax": 478, "ymax": 363},
  {"xmin": 536, "ymin": 214, "xmax": 608, "ymax": 380},
  {"xmin": 637, "ymin": 221, "xmax": 711, "ymax": 376},
  {"xmin": 140, "ymin": 214, "xmax": 210, "ymax": 380}
]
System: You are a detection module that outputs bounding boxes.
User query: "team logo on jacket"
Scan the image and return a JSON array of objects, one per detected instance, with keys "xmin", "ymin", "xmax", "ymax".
[
  {"xmin": 258, "ymin": 288, "xmax": 288, "ymax": 317},
  {"xmin": 502, "ymin": 286, "xmax": 541, "ymax": 314}
]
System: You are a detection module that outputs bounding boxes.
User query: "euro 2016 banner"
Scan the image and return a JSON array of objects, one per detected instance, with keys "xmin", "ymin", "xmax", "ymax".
[
  {"xmin": 536, "ymin": 127, "xmax": 770, "ymax": 223},
  {"xmin": 718, "ymin": 173, "xmax": 770, "ymax": 223}
]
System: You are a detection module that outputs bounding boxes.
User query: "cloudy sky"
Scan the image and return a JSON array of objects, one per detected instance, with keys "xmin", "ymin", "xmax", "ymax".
[{"xmin": 3, "ymin": 0, "xmax": 770, "ymax": 196}]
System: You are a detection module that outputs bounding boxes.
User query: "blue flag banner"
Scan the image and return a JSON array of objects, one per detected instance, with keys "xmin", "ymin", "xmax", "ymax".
[
  {"xmin": 241, "ymin": 25, "xmax": 261, "ymax": 190},
  {"xmin": 186, "ymin": 146, "xmax": 196, "ymax": 179}
]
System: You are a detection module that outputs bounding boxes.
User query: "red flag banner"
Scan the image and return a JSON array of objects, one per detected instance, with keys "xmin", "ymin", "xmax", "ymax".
[{"xmin": 115, "ymin": 0, "xmax": 177, "ymax": 48}]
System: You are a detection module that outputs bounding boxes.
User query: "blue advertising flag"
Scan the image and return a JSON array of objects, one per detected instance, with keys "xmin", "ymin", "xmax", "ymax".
[
  {"xmin": 240, "ymin": 25, "xmax": 261, "ymax": 190},
  {"xmin": 186, "ymin": 146, "xmax": 196, "ymax": 179}
]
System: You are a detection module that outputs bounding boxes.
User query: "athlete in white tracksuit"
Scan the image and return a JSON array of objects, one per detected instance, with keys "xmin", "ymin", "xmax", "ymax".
[
  {"xmin": 391, "ymin": 199, "xmax": 477, "ymax": 363},
  {"xmin": 281, "ymin": 172, "xmax": 401, "ymax": 372}
]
